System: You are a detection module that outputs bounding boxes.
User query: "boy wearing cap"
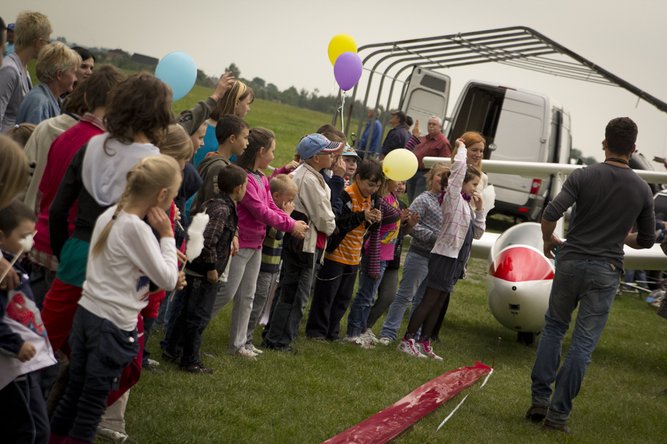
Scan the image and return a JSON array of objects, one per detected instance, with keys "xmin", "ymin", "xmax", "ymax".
[{"xmin": 263, "ymin": 134, "xmax": 339, "ymax": 351}]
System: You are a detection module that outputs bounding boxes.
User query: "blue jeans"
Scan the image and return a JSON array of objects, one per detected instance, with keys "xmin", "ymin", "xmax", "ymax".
[
  {"xmin": 380, "ymin": 251, "xmax": 430, "ymax": 340},
  {"xmin": 530, "ymin": 259, "xmax": 621, "ymax": 425},
  {"xmin": 346, "ymin": 259, "xmax": 387, "ymax": 337}
]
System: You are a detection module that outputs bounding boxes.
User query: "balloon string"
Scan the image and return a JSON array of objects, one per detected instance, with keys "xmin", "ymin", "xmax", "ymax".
[{"xmin": 339, "ymin": 90, "xmax": 346, "ymax": 132}]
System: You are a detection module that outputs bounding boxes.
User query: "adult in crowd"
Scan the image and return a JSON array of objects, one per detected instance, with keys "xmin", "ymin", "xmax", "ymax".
[
  {"xmin": 71, "ymin": 46, "xmax": 95, "ymax": 83},
  {"xmin": 526, "ymin": 117, "xmax": 655, "ymax": 433},
  {"xmin": 405, "ymin": 116, "xmax": 451, "ymax": 203},
  {"xmin": 0, "ymin": 11, "xmax": 52, "ymax": 132},
  {"xmin": 381, "ymin": 110, "xmax": 411, "ymax": 157},
  {"xmin": 357, "ymin": 108, "xmax": 382, "ymax": 158},
  {"xmin": 16, "ymin": 42, "xmax": 80, "ymax": 125},
  {"xmin": 21, "ymin": 78, "xmax": 88, "ymax": 212}
]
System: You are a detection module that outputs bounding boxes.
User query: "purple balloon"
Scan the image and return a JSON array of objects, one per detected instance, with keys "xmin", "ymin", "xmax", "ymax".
[{"xmin": 333, "ymin": 52, "xmax": 363, "ymax": 91}]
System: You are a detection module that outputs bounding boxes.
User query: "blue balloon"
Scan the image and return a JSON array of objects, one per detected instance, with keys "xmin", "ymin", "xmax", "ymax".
[{"xmin": 155, "ymin": 51, "xmax": 197, "ymax": 101}]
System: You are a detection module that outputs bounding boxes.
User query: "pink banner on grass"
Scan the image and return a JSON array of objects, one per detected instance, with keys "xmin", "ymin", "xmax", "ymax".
[{"xmin": 323, "ymin": 361, "xmax": 492, "ymax": 444}]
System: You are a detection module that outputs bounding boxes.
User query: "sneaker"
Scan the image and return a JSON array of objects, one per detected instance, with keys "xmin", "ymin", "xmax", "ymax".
[
  {"xmin": 378, "ymin": 337, "xmax": 393, "ymax": 346},
  {"xmin": 180, "ymin": 362, "xmax": 214, "ymax": 374},
  {"xmin": 525, "ymin": 405, "xmax": 548, "ymax": 423},
  {"xmin": 542, "ymin": 419, "xmax": 571, "ymax": 434},
  {"xmin": 361, "ymin": 329, "xmax": 379, "ymax": 345},
  {"xmin": 143, "ymin": 358, "xmax": 163, "ymax": 373},
  {"xmin": 97, "ymin": 426, "xmax": 128, "ymax": 443},
  {"xmin": 344, "ymin": 335, "xmax": 374, "ymax": 349},
  {"xmin": 236, "ymin": 347, "xmax": 258, "ymax": 360},
  {"xmin": 246, "ymin": 344, "xmax": 263, "ymax": 354},
  {"xmin": 397, "ymin": 338, "xmax": 427, "ymax": 358},
  {"xmin": 418, "ymin": 340, "xmax": 443, "ymax": 361}
]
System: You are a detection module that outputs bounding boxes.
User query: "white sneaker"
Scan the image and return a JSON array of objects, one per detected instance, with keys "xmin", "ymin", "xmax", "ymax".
[
  {"xmin": 378, "ymin": 337, "xmax": 392, "ymax": 346},
  {"xmin": 246, "ymin": 344, "xmax": 263, "ymax": 354},
  {"xmin": 344, "ymin": 335, "xmax": 374, "ymax": 349},
  {"xmin": 236, "ymin": 347, "xmax": 258, "ymax": 360},
  {"xmin": 362, "ymin": 329, "xmax": 379, "ymax": 345},
  {"xmin": 97, "ymin": 426, "xmax": 128, "ymax": 443},
  {"xmin": 397, "ymin": 338, "xmax": 427, "ymax": 358},
  {"xmin": 418, "ymin": 340, "xmax": 444, "ymax": 361}
]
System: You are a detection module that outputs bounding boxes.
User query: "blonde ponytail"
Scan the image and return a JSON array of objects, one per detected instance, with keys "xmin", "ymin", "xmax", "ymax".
[{"xmin": 91, "ymin": 155, "xmax": 181, "ymax": 256}]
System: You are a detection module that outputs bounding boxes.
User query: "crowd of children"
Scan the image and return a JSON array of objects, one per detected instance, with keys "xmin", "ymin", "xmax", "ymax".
[{"xmin": 0, "ymin": 10, "xmax": 492, "ymax": 444}]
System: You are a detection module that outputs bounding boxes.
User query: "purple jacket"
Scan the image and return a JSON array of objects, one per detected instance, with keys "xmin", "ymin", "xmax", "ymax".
[{"xmin": 237, "ymin": 171, "xmax": 295, "ymax": 249}]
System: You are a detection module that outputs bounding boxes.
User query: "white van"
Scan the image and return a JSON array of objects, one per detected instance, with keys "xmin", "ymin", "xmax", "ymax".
[{"xmin": 400, "ymin": 69, "xmax": 572, "ymax": 221}]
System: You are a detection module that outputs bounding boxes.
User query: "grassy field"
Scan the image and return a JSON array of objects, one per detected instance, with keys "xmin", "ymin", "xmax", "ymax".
[{"xmin": 122, "ymin": 255, "xmax": 667, "ymax": 443}]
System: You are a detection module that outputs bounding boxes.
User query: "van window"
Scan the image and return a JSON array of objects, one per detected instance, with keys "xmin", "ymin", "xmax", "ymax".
[
  {"xmin": 448, "ymin": 85, "xmax": 504, "ymax": 158},
  {"xmin": 420, "ymin": 74, "xmax": 448, "ymax": 92}
]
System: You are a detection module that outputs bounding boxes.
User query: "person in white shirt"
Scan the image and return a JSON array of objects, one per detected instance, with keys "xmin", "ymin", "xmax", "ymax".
[{"xmin": 50, "ymin": 155, "xmax": 186, "ymax": 444}]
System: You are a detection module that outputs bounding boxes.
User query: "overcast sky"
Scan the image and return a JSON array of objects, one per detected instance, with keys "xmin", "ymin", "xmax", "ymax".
[{"xmin": 5, "ymin": 0, "xmax": 667, "ymax": 162}]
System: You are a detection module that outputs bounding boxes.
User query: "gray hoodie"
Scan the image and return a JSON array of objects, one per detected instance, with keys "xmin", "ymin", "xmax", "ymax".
[{"xmin": 82, "ymin": 133, "xmax": 160, "ymax": 206}]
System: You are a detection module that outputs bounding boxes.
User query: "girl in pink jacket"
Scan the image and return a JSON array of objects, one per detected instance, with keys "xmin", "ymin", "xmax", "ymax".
[{"xmin": 214, "ymin": 128, "xmax": 308, "ymax": 358}]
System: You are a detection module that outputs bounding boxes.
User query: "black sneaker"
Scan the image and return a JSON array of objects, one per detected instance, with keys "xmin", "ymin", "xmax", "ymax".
[
  {"xmin": 543, "ymin": 419, "xmax": 571, "ymax": 434},
  {"xmin": 525, "ymin": 405, "xmax": 548, "ymax": 423},
  {"xmin": 180, "ymin": 362, "xmax": 213, "ymax": 374}
]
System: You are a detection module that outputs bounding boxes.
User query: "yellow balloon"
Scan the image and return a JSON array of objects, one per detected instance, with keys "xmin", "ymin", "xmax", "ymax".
[
  {"xmin": 328, "ymin": 34, "xmax": 358, "ymax": 66},
  {"xmin": 383, "ymin": 148, "xmax": 418, "ymax": 181}
]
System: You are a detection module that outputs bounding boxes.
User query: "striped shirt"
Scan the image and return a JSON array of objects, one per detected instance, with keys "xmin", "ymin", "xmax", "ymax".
[
  {"xmin": 260, "ymin": 227, "xmax": 284, "ymax": 274},
  {"xmin": 326, "ymin": 182, "xmax": 370, "ymax": 265}
]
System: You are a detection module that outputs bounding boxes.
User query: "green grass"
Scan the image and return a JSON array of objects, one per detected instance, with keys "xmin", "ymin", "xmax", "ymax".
[{"xmin": 123, "ymin": 257, "xmax": 667, "ymax": 443}]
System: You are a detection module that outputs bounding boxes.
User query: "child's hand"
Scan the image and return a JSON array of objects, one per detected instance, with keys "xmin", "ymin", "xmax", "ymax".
[
  {"xmin": 291, "ymin": 220, "xmax": 309, "ymax": 239},
  {"xmin": 211, "ymin": 71, "xmax": 235, "ymax": 100},
  {"xmin": 176, "ymin": 250, "xmax": 187, "ymax": 265},
  {"xmin": 206, "ymin": 270, "xmax": 219, "ymax": 284},
  {"xmin": 284, "ymin": 160, "xmax": 299, "ymax": 172},
  {"xmin": 148, "ymin": 207, "xmax": 173, "ymax": 238},
  {"xmin": 400, "ymin": 208, "xmax": 411, "ymax": 223},
  {"xmin": 408, "ymin": 211, "xmax": 420, "ymax": 227},
  {"xmin": 364, "ymin": 208, "xmax": 381, "ymax": 224},
  {"xmin": 18, "ymin": 342, "xmax": 36, "ymax": 362},
  {"xmin": 471, "ymin": 191, "xmax": 483, "ymax": 211},
  {"xmin": 282, "ymin": 201, "xmax": 295, "ymax": 216},
  {"xmin": 177, "ymin": 271, "xmax": 188, "ymax": 289},
  {"xmin": 0, "ymin": 257, "xmax": 19, "ymax": 291},
  {"xmin": 331, "ymin": 156, "xmax": 346, "ymax": 178}
]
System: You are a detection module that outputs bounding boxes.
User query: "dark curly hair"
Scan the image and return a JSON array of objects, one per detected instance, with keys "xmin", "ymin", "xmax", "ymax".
[{"xmin": 104, "ymin": 72, "xmax": 173, "ymax": 147}]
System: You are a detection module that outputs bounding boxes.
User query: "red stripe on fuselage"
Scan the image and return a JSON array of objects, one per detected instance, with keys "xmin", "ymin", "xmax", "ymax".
[{"xmin": 490, "ymin": 246, "xmax": 554, "ymax": 282}]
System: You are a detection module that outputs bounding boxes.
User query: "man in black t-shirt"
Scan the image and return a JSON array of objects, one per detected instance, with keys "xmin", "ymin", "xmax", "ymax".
[{"xmin": 526, "ymin": 117, "xmax": 655, "ymax": 433}]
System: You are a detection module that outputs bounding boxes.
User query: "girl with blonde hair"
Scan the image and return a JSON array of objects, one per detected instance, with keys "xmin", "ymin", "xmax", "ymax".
[
  {"xmin": 193, "ymin": 79, "xmax": 254, "ymax": 167},
  {"xmin": 50, "ymin": 155, "xmax": 185, "ymax": 444}
]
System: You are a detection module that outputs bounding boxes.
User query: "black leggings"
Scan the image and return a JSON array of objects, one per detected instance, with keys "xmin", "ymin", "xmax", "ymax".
[{"xmin": 405, "ymin": 287, "xmax": 450, "ymax": 341}]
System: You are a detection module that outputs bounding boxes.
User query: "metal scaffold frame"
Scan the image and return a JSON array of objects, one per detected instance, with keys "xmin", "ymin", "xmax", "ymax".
[{"xmin": 342, "ymin": 26, "xmax": 667, "ymax": 151}]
